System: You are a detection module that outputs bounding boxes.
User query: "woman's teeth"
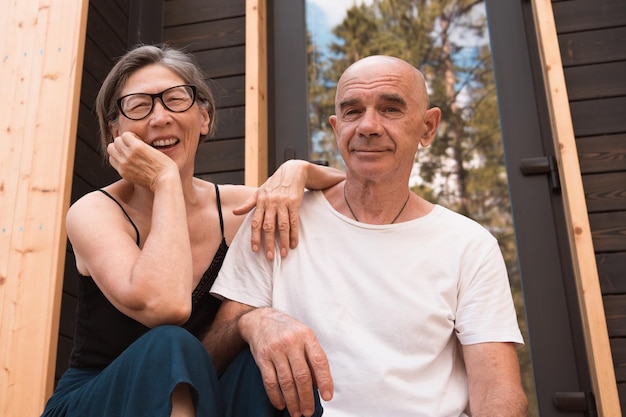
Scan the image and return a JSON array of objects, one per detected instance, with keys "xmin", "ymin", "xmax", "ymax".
[{"xmin": 152, "ymin": 138, "xmax": 177, "ymax": 147}]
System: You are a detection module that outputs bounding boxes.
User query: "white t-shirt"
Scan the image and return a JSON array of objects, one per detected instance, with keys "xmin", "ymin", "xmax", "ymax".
[{"xmin": 212, "ymin": 191, "xmax": 523, "ymax": 417}]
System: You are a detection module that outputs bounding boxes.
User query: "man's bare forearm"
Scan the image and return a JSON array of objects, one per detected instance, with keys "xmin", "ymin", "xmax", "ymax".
[
  {"xmin": 202, "ymin": 302, "xmax": 253, "ymax": 375},
  {"xmin": 469, "ymin": 383, "xmax": 528, "ymax": 417}
]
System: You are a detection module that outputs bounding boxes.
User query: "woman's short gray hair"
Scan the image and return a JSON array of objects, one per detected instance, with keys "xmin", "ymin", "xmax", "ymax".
[{"xmin": 95, "ymin": 44, "xmax": 217, "ymax": 162}]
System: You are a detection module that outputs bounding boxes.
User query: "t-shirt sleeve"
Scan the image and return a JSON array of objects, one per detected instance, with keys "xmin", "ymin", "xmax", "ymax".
[
  {"xmin": 210, "ymin": 209, "xmax": 274, "ymax": 308},
  {"xmin": 455, "ymin": 241, "xmax": 524, "ymax": 346}
]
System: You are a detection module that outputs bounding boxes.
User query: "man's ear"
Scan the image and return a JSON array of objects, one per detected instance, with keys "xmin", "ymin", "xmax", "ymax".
[
  {"xmin": 329, "ymin": 114, "xmax": 337, "ymax": 132},
  {"xmin": 419, "ymin": 107, "xmax": 441, "ymax": 147}
]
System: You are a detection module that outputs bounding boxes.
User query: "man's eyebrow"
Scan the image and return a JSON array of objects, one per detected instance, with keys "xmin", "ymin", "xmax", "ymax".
[
  {"xmin": 338, "ymin": 94, "xmax": 407, "ymax": 109},
  {"xmin": 338, "ymin": 98, "xmax": 360, "ymax": 110},
  {"xmin": 380, "ymin": 94, "xmax": 407, "ymax": 106}
]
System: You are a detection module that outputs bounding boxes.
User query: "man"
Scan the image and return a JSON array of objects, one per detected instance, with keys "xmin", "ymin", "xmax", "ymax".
[{"xmin": 206, "ymin": 55, "xmax": 528, "ymax": 417}]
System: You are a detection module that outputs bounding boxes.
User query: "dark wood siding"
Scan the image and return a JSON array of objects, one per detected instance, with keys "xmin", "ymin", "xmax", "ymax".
[
  {"xmin": 163, "ymin": 0, "xmax": 247, "ymax": 185},
  {"xmin": 56, "ymin": 0, "xmax": 130, "ymax": 383},
  {"xmin": 554, "ymin": 0, "xmax": 626, "ymax": 408}
]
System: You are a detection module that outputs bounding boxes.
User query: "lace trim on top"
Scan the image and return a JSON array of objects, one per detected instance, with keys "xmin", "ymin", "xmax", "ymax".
[{"xmin": 98, "ymin": 184, "xmax": 227, "ymax": 304}]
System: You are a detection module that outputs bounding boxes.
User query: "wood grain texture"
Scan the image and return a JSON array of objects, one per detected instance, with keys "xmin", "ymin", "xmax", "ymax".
[
  {"xmin": 0, "ymin": 1, "xmax": 89, "ymax": 414},
  {"xmin": 553, "ymin": 0, "xmax": 626, "ymax": 33},
  {"xmin": 564, "ymin": 61, "xmax": 626, "ymax": 101},
  {"xmin": 164, "ymin": 17, "xmax": 245, "ymax": 51},
  {"xmin": 164, "ymin": 0, "xmax": 245, "ymax": 26},
  {"xmin": 589, "ymin": 211, "xmax": 626, "ymax": 252},
  {"xmin": 578, "ymin": 134, "xmax": 626, "ymax": 177},
  {"xmin": 597, "ymin": 253, "xmax": 626, "ymax": 295},
  {"xmin": 559, "ymin": 26, "xmax": 626, "ymax": 67},
  {"xmin": 571, "ymin": 97, "xmax": 626, "ymax": 138},
  {"xmin": 244, "ymin": 0, "xmax": 268, "ymax": 186},
  {"xmin": 532, "ymin": 0, "xmax": 621, "ymax": 414},
  {"xmin": 583, "ymin": 172, "xmax": 626, "ymax": 212}
]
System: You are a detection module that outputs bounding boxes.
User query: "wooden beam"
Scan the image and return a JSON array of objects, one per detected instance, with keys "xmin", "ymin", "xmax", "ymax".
[
  {"xmin": 245, "ymin": 0, "xmax": 268, "ymax": 187},
  {"xmin": 531, "ymin": 1, "xmax": 621, "ymax": 415},
  {"xmin": 0, "ymin": 0, "xmax": 88, "ymax": 415}
]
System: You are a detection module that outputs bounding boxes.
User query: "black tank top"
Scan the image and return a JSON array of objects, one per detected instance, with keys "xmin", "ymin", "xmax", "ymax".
[{"xmin": 68, "ymin": 184, "xmax": 228, "ymax": 369}]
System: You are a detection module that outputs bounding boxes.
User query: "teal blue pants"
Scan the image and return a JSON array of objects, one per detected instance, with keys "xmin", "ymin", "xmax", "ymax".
[{"xmin": 42, "ymin": 325, "xmax": 322, "ymax": 417}]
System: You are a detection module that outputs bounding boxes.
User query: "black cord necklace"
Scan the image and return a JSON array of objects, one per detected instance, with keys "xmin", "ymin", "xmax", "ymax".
[{"xmin": 343, "ymin": 186, "xmax": 410, "ymax": 224}]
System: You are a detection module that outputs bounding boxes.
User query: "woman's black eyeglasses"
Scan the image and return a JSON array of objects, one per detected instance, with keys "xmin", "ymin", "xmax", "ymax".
[{"xmin": 117, "ymin": 85, "xmax": 197, "ymax": 121}]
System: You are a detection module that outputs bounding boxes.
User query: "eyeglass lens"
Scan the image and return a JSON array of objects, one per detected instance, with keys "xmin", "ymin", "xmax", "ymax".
[{"xmin": 119, "ymin": 85, "xmax": 196, "ymax": 120}]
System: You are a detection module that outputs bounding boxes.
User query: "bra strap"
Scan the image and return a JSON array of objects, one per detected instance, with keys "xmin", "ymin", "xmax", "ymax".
[
  {"xmin": 214, "ymin": 183, "xmax": 225, "ymax": 239},
  {"xmin": 98, "ymin": 189, "xmax": 140, "ymax": 246}
]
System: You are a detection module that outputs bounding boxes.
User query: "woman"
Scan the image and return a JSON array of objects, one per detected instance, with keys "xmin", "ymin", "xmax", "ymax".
[{"xmin": 41, "ymin": 44, "xmax": 343, "ymax": 417}]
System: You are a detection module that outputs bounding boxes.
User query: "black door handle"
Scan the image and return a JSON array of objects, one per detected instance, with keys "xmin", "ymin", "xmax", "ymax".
[
  {"xmin": 520, "ymin": 155, "xmax": 560, "ymax": 191},
  {"xmin": 553, "ymin": 391, "xmax": 596, "ymax": 414}
]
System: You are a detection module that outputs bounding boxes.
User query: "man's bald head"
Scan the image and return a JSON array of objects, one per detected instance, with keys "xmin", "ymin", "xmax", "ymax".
[{"xmin": 336, "ymin": 55, "xmax": 430, "ymax": 111}]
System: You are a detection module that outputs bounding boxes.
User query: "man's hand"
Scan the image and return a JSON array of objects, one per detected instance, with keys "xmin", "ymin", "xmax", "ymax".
[{"xmin": 238, "ymin": 308, "xmax": 334, "ymax": 417}]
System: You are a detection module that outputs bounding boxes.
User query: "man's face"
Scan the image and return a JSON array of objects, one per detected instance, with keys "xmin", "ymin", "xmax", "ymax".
[{"xmin": 329, "ymin": 57, "xmax": 438, "ymax": 183}]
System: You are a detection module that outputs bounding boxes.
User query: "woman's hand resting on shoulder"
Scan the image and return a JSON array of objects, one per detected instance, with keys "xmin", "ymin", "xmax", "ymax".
[{"xmin": 234, "ymin": 160, "xmax": 344, "ymax": 260}]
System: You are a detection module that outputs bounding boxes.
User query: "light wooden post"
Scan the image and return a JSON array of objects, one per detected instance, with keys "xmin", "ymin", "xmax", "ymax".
[
  {"xmin": 531, "ymin": 1, "xmax": 621, "ymax": 415},
  {"xmin": 0, "ymin": 1, "xmax": 88, "ymax": 415},
  {"xmin": 245, "ymin": 0, "xmax": 268, "ymax": 187}
]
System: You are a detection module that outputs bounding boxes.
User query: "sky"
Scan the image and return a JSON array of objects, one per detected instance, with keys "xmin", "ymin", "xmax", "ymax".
[
  {"xmin": 306, "ymin": 0, "xmax": 372, "ymax": 27},
  {"xmin": 306, "ymin": 0, "xmax": 374, "ymax": 52}
]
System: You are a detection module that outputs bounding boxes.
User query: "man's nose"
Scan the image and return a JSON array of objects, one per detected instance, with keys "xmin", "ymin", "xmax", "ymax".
[{"xmin": 357, "ymin": 109, "xmax": 383, "ymax": 137}]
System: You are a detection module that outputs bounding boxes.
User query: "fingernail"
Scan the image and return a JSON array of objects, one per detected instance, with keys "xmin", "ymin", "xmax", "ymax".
[
  {"xmin": 281, "ymin": 248, "xmax": 287, "ymax": 258},
  {"xmin": 252, "ymin": 244, "xmax": 259, "ymax": 252}
]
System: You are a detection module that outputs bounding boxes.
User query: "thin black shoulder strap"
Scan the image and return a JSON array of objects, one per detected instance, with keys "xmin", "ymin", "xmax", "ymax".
[
  {"xmin": 98, "ymin": 189, "xmax": 141, "ymax": 246},
  {"xmin": 214, "ymin": 183, "xmax": 225, "ymax": 238}
]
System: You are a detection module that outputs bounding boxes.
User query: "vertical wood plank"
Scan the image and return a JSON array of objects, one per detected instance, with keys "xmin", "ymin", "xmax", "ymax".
[
  {"xmin": 245, "ymin": 0, "xmax": 268, "ymax": 187},
  {"xmin": 0, "ymin": 0, "xmax": 88, "ymax": 415},
  {"xmin": 531, "ymin": 1, "xmax": 621, "ymax": 415}
]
